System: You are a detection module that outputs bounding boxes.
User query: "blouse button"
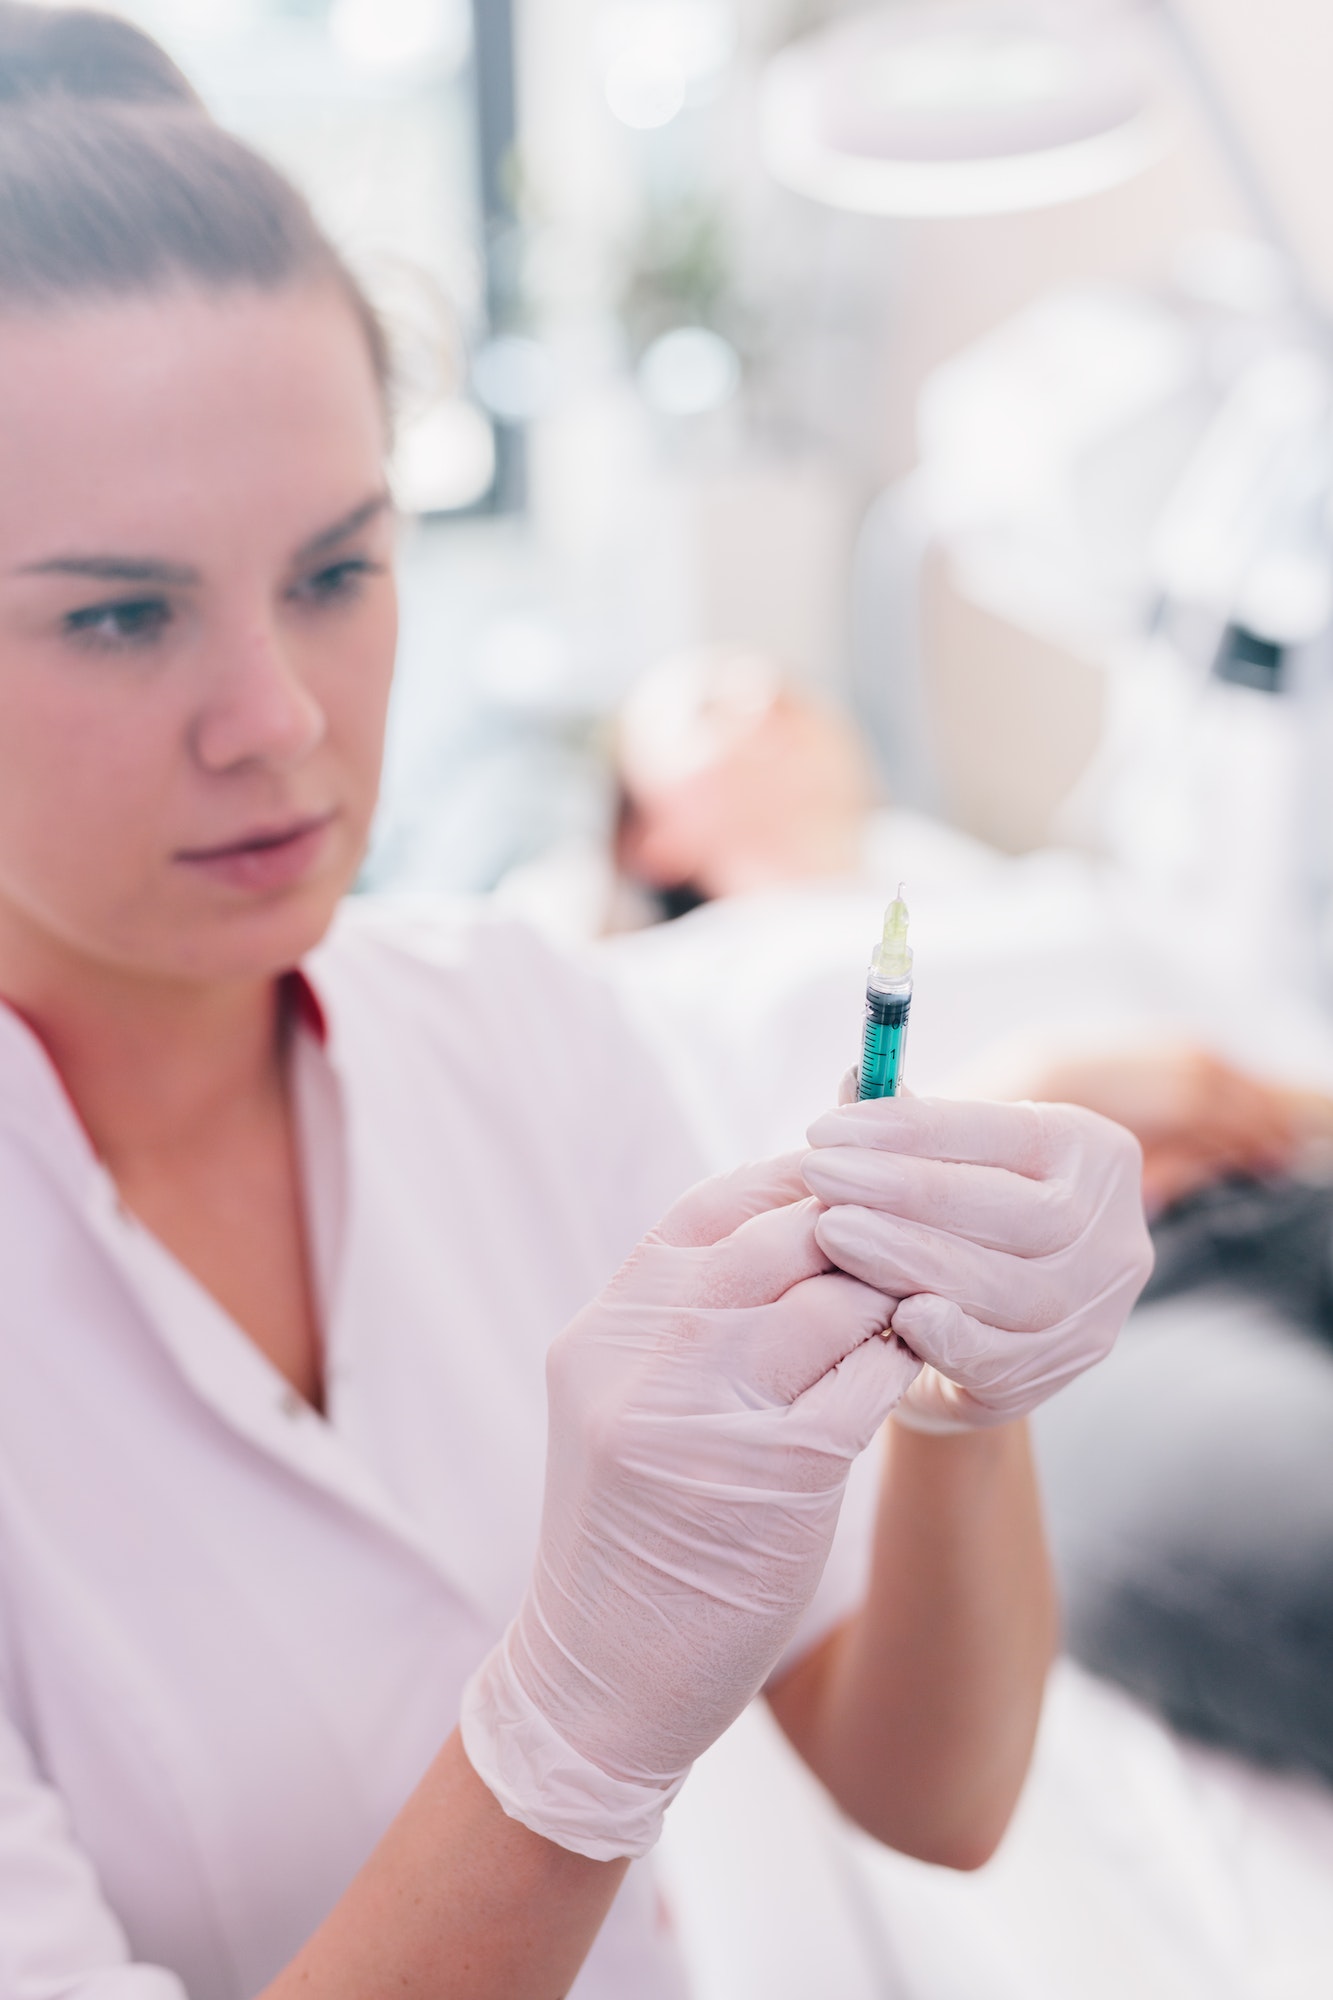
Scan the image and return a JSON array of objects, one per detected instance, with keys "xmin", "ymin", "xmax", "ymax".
[{"xmin": 279, "ymin": 1387, "xmax": 305, "ymax": 1420}]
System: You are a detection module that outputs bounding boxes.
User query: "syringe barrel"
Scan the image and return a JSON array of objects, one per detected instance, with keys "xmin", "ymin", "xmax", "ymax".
[{"xmin": 858, "ymin": 976, "xmax": 912, "ymax": 1100}]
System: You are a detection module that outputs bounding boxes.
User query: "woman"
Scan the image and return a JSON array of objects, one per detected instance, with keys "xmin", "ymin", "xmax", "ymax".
[{"xmin": 0, "ymin": 8, "xmax": 1152, "ymax": 1997}]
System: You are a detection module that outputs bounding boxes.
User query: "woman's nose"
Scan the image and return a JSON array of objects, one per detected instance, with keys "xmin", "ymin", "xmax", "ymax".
[{"xmin": 191, "ymin": 622, "xmax": 327, "ymax": 774}]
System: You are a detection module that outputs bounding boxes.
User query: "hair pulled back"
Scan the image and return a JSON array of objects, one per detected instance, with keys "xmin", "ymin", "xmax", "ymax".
[{"xmin": 0, "ymin": 2, "xmax": 389, "ymax": 393}]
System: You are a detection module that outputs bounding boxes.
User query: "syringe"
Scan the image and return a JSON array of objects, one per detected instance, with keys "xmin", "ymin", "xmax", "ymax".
[{"xmin": 858, "ymin": 887, "xmax": 912, "ymax": 1100}]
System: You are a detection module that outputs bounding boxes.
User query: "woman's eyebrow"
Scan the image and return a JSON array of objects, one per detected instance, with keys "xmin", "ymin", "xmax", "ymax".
[
  {"xmin": 293, "ymin": 492, "xmax": 392, "ymax": 563},
  {"xmin": 11, "ymin": 495, "xmax": 392, "ymax": 585},
  {"xmin": 13, "ymin": 554, "xmax": 199, "ymax": 585}
]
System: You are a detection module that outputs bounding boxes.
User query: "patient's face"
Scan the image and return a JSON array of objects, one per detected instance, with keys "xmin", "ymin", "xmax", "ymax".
[{"xmin": 0, "ymin": 284, "xmax": 396, "ymax": 992}]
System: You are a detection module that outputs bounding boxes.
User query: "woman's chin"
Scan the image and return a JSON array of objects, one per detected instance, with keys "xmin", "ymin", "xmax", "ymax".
[{"xmin": 166, "ymin": 871, "xmax": 354, "ymax": 984}]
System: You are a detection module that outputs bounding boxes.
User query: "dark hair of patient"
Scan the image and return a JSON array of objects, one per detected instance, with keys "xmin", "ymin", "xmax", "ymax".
[{"xmin": 0, "ymin": 1, "xmax": 389, "ymax": 392}]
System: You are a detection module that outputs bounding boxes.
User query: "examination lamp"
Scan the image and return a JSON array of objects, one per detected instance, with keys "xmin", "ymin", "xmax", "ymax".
[
  {"xmin": 759, "ymin": 0, "xmax": 1325, "ymax": 325},
  {"xmin": 759, "ymin": 0, "xmax": 1163, "ymax": 219}
]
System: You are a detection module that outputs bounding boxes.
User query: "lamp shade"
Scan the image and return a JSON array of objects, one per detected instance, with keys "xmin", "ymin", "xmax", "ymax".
[{"xmin": 760, "ymin": 0, "xmax": 1164, "ymax": 217}]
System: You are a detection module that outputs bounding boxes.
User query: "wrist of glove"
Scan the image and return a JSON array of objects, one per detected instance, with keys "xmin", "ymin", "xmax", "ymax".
[
  {"xmin": 462, "ymin": 1156, "xmax": 919, "ymax": 1859},
  {"xmin": 804, "ymin": 1082, "xmax": 1154, "ymax": 1437},
  {"xmin": 461, "ymin": 1629, "xmax": 687, "ymax": 1861}
]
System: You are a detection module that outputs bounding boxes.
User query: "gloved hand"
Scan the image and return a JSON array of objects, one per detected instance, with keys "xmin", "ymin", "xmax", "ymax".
[
  {"xmin": 461, "ymin": 1155, "xmax": 919, "ymax": 1860},
  {"xmin": 801, "ymin": 1091, "xmax": 1153, "ymax": 1435}
]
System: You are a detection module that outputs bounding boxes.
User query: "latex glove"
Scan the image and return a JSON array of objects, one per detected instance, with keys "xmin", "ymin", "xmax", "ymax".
[
  {"xmin": 461, "ymin": 1155, "xmax": 918, "ymax": 1860},
  {"xmin": 802, "ymin": 1092, "xmax": 1153, "ymax": 1435}
]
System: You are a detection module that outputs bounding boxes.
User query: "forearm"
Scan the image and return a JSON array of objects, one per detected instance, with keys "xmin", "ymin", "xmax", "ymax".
[
  {"xmin": 767, "ymin": 1419, "xmax": 1057, "ymax": 1869},
  {"xmin": 260, "ymin": 1731, "xmax": 626, "ymax": 2000}
]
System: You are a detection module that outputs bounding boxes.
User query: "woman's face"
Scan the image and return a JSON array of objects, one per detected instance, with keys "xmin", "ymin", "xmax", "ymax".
[{"xmin": 0, "ymin": 283, "xmax": 397, "ymax": 991}]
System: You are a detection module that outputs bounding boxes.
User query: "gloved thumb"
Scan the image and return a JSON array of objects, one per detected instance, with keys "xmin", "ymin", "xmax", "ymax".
[
  {"xmin": 790, "ymin": 1328, "xmax": 921, "ymax": 1457},
  {"xmin": 656, "ymin": 1152, "xmax": 812, "ymax": 1248},
  {"xmin": 891, "ymin": 1290, "xmax": 998, "ymax": 1371},
  {"xmin": 893, "ymin": 1289, "xmax": 954, "ymax": 1337}
]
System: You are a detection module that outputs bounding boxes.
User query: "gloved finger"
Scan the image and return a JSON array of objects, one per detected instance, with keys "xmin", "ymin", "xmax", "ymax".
[
  {"xmin": 807, "ymin": 1095, "xmax": 1058, "ymax": 1178},
  {"xmin": 628, "ymin": 1196, "xmax": 831, "ymax": 1311},
  {"xmin": 813, "ymin": 1202, "xmax": 1052, "ymax": 1332},
  {"xmin": 890, "ymin": 1291, "xmax": 1002, "ymax": 1379},
  {"xmin": 702, "ymin": 1197, "xmax": 835, "ymax": 1308},
  {"xmin": 789, "ymin": 1327, "xmax": 922, "ymax": 1457},
  {"xmin": 801, "ymin": 1144, "xmax": 1076, "ymax": 1256},
  {"xmin": 655, "ymin": 1152, "xmax": 812, "ymax": 1249},
  {"xmin": 728, "ymin": 1270, "xmax": 897, "ymax": 1403},
  {"xmin": 892, "ymin": 1290, "xmax": 1117, "ymax": 1411},
  {"xmin": 880, "ymin": 1288, "xmax": 1080, "ymax": 1416}
]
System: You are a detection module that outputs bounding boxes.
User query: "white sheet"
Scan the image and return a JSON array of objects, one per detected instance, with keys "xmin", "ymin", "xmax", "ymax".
[{"xmin": 658, "ymin": 1663, "xmax": 1333, "ymax": 2000}]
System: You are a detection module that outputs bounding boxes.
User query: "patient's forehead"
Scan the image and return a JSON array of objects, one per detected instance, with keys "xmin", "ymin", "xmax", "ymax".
[{"xmin": 0, "ymin": 286, "xmax": 384, "ymax": 575}]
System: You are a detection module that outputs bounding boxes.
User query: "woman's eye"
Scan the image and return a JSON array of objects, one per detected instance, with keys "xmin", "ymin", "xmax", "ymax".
[
  {"xmin": 293, "ymin": 558, "xmax": 382, "ymax": 608},
  {"xmin": 63, "ymin": 598, "xmax": 172, "ymax": 651}
]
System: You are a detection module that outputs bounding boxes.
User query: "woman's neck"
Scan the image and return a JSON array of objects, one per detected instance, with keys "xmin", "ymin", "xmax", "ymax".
[
  {"xmin": 0, "ymin": 921, "xmax": 285, "ymax": 1164},
  {"xmin": 1, "ymin": 923, "xmax": 325, "ymax": 1405}
]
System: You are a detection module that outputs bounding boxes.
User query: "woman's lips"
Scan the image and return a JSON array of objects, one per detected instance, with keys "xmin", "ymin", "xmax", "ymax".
[{"xmin": 175, "ymin": 812, "xmax": 337, "ymax": 894}]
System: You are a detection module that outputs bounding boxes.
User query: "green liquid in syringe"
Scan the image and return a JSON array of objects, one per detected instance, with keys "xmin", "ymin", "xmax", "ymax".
[{"xmin": 859, "ymin": 994, "xmax": 910, "ymax": 1099}]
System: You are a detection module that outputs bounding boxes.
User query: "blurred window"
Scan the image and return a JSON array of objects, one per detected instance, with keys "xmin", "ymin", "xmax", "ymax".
[{"xmin": 117, "ymin": 0, "xmax": 516, "ymax": 514}]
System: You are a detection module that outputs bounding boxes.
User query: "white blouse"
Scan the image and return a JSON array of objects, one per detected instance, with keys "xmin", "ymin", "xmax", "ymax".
[{"xmin": 0, "ymin": 902, "xmax": 866, "ymax": 1999}]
